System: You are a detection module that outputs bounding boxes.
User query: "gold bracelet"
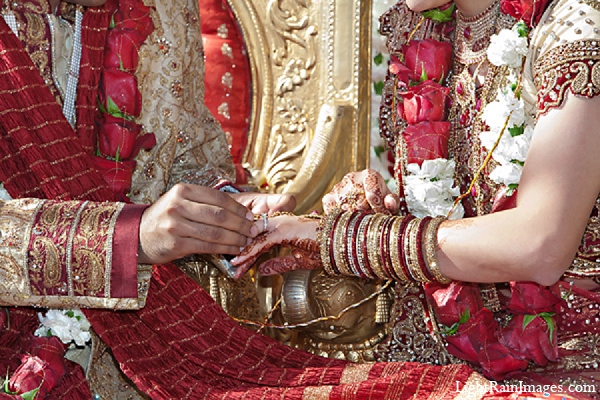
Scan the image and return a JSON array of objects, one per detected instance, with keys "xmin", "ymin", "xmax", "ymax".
[
  {"xmin": 318, "ymin": 209, "xmax": 340, "ymax": 275},
  {"xmin": 405, "ymin": 217, "xmax": 430, "ymax": 283},
  {"xmin": 355, "ymin": 213, "xmax": 372, "ymax": 278},
  {"xmin": 333, "ymin": 211, "xmax": 354, "ymax": 276},
  {"xmin": 345, "ymin": 212, "xmax": 363, "ymax": 277},
  {"xmin": 389, "ymin": 216, "xmax": 407, "ymax": 281},
  {"xmin": 367, "ymin": 214, "xmax": 387, "ymax": 280},
  {"xmin": 424, "ymin": 216, "xmax": 451, "ymax": 284}
]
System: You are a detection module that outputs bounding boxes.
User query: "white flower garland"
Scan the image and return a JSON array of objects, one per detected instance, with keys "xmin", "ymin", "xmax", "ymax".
[
  {"xmin": 403, "ymin": 21, "xmax": 533, "ymax": 219},
  {"xmin": 480, "ymin": 21, "xmax": 533, "ymax": 188}
]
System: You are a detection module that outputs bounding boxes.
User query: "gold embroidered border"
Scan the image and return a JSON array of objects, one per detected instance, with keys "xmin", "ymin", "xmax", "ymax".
[
  {"xmin": 0, "ymin": 198, "xmax": 44, "ymax": 296},
  {"xmin": 582, "ymin": 0, "xmax": 600, "ymax": 12},
  {"xmin": 534, "ymin": 40, "xmax": 600, "ymax": 115},
  {"xmin": 28, "ymin": 200, "xmax": 122, "ymax": 298},
  {"xmin": 0, "ymin": 293, "xmax": 142, "ymax": 310},
  {"xmin": 71, "ymin": 201, "xmax": 121, "ymax": 297}
]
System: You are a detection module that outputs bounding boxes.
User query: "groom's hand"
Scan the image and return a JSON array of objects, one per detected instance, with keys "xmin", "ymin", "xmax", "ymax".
[{"xmin": 138, "ymin": 183, "xmax": 257, "ymax": 264}]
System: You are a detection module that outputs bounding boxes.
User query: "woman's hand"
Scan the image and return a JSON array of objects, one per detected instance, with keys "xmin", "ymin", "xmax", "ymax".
[
  {"xmin": 322, "ymin": 169, "xmax": 399, "ymax": 214},
  {"xmin": 230, "ymin": 214, "xmax": 321, "ymax": 278},
  {"xmin": 228, "ymin": 192, "xmax": 296, "ymax": 215}
]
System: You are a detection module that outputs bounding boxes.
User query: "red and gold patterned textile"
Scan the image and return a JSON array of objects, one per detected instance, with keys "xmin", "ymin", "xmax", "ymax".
[{"xmin": 86, "ymin": 262, "xmax": 493, "ymax": 399}]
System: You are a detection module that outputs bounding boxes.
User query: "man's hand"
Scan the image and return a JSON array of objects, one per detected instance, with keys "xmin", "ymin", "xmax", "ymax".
[
  {"xmin": 229, "ymin": 192, "xmax": 296, "ymax": 215},
  {"xmin": 138, "ymin": 183, "xmax": 258, "ymax": 264},
  {"xmin": 322, "ymin": 169, "xmax": 399, "ymax": 214}
]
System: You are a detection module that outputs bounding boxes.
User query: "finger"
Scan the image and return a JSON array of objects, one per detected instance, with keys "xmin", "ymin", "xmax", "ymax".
[
  {"xmin": 363, "ymin": 171, "xmax": 388, "ymax": 213},
  {"xmin": 180, "ymin": 200, "xmax": 257, "ymax": 238},
  {"xmin": 230, "ymin": 234, "xmax": 273, "ymax": 267},
  {"xmin": 176, "ymin": 218, "xmax": 252, "ymax": 248},
  {"xmin": 258, "ymin": 255, "xmax": 302, "ymax": 276},
  {"xmin": 267, "ymin": 193, "xmax": 296, "ymax": 213},
  {"xmin": 384, "ymin": 193, "xmax": 400, "ymax": 214},
  {"xmin": 174, "ymin": 183, "xmax": 251, "ymax": 219},
  {"xmin": 322, "ymin": 194, "xmax": 337, "ymax": 213}
]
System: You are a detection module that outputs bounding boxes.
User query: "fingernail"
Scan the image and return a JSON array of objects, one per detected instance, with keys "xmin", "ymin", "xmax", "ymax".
[
  {"xmin": 246, "ymin": 211, "xmax": 253, "ymax": 221},
  {"xmin": 250, "ymin": 225, "xmax": 258, "ymax": 236}
]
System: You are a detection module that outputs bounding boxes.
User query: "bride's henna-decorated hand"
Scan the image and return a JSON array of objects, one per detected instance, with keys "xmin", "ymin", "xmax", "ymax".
[
  {"xmin": 257, "ymin": 240, "xmax": 322, "ymax": 276},
  {"xmin": 322, "ymin": 169, "xmax": 399, "ymax": 214},
  {"xmin": 230, "ymin": 214, "xmax": 320, "ymax": 278}
]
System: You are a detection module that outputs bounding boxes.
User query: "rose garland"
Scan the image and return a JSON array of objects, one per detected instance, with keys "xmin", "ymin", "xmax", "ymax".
[
  {"xmin": 387, "ymin": 0, "xmax": 564, "ymax": 380},
  {"xmin": 92, "ymin": 0, "xmax": 156, "ymax": 201}
]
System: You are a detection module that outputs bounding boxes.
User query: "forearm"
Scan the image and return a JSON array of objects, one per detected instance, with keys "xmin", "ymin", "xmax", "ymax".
[{"xmin": 0, "ymin": 198, "xmax": 150, "ymax": 309}]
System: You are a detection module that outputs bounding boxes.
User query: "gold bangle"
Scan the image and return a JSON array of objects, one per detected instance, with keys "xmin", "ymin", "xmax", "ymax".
[
  {"xmin": 333, "ymin": 211, "xmax": 354, "ymax": 276},
  {"xmin": 389, "ymin": 216, "xmax": 407, "ymax": 281},
  {"xmin": 405, "ymin": 217, "xmax": 430, "ymax": 283},
  {"xmin": 424, "ymin": 216, "xmax": 451, "ymax": 284},
  {"xmin": 318, "ymin": 209, "xmax": 340, "ymax": 275},
  {"xmin": 345, "ymin": 212, "xmax": 362, "ymax": 277},
  {"xmin": 367, "ymin": 214, "xmax": 387, "ymax": 280},
  {"xmin": 355, "ymin": 214, "xmax": 372, "ymax": 278}
]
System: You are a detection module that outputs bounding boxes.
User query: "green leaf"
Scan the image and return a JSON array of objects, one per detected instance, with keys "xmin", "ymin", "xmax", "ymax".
[
  {"xmin": 373, "ymin": 145, "xmax": 385, "ymax": 158},
  {"xmin": 507, "ymin": 183, "xmax": 519, "ymax": 196},
  {"xmin": 541, "ymin": 313, "xmax": 556, "ymax": 343},
  {"xmin": 510, "ymin": 159, "xmax": 524, "ymax": 166},
  {"xmin": 106, "ymin": 96, "xmax": 124, "ymax": 117},
  {"xmin": 421, "ymin": 4, "xmax": 455, "ymax": 23},
  {"xmin": 419, "ymin": 64, "xmax": 428, "ymax": 82},
  {"xmin": 441, "ymin": 322, "xmax": 460, "ymax": 336},
  {"xmin": 97, "ymin": 97, "xmax": 107, "ymax": 114},
  {"xmin": 65, "ymin": 310, "xmax": 75, "ymax": 318},
  {"xmin": 45, "ymin": 328, "xmax": 53, "ymax": 337},
  {"xmin": 374, "ymin": 81, "xmax": 384, "ymax": 95},
  {"xmin": 20, "ymin": 388, "xmax": 40, "ymax": 400},
  {"xmin": 458, "ymin": 308, "xmax": 471, "ymax": 324},
  {"xmin": 374, "ymin": 53, "xmax": 384, "ymax": 66},
  {"xmin": 522, "ymin": 314, "xmax": 537, "ymax": 331},
  {"xmin": 508, "ymin": 125, "xmax": 524, "ymax": 137},
  {"xmin": 516, "ymin": 21, "xmax": 529, "ymax": 38}
]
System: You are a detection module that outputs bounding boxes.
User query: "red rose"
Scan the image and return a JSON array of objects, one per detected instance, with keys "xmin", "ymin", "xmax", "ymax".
[
  {"xmin": 506, "ymin": 282, "xmax": 564, "ymax": 314},
  {"xmin": 98, "ymin": 115, "xmax": 141, "ymax": 160},
  {"xmin": 105, "ymin": 29, "xmax": 145, "ymax": 73},
  {"xmin": 499, "ymin": 313, "xmax": 559, "ymax": 367},
  {"xmin": 398, "ymin": 80, "xmax": 449, "ymax": 124},
  {"xmin": 92, "ymin": 157, "xmax": 136, "ymax": 201},
  {"xmin": 112, "ymin": 0, "xmax": 154, "ymax": 38},
  {"xmin": 500, "ymin": 0, "xmax": 552, "ymax": 27},
  {"xmin": 477, "ymin": 341, "xmax": 529, "ymax": 381},
  {"xmin": 8, "ymin": 337, "xmax": 66, "ymax": 398},
  {"xmin": 402, "ymin": 121, "xmax": 451, "ymax": 166},
  {"xmin": 100, "ymin": 69, "xmax": 142, "ymax": 118},
  {"xmin": 426, "ymin": 281, "xmax": 484, "ymax": 327},
  {"xmin": 389, "ymin": 55, "xmax": 416, "ymax": 87},
  {"xmin": 402, "ymin": 39, "xmax": 452, "ymax": 82},
  {"xmin": 491, "ymin": 186, "xmax": 518, "ymax": 213},
  {"xmin": 445, "ymin": 308, "xmax": 498, "ymax": 365}
]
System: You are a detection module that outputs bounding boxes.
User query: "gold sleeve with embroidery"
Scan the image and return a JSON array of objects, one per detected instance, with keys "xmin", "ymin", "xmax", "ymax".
[{"xmin": 0, "ymin": 198, "xmax": 147, "ymax": 309}]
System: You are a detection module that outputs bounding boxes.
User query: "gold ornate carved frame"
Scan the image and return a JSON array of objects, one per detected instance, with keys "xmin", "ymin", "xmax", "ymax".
[{"xmin": 227, "ymin": 0, "xmax": 372, "ymax": 213}]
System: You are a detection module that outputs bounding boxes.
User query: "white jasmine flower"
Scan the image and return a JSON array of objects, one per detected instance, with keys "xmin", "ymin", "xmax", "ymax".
[
  {"xmin": 487, "ymin": 28, "xmax": 528, "ymax": 68},
  {"xmin": 404, "ymin": 159, "xmax": 463, "ymax": 219},
  {"xmin": 481, "ymin": 89, "xmax": 525, "ymax": 133},
  {"xmin": 488, "ymin": 163, "xmax": 523, "ymax": 186},
  {"xmin": 35, "ymin": 309, "xmax": 92, "ymax": 346}
]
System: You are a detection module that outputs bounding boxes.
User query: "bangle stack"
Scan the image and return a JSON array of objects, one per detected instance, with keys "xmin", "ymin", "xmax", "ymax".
[{"xmin": 317, "ymin": 210, "xmax": 451, "ymax": 284}]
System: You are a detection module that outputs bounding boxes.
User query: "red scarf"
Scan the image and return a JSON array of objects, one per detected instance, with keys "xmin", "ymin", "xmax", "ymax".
[{"xmin": 0, "ymin": 1, "xmax": 116, "ymax": 202}]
